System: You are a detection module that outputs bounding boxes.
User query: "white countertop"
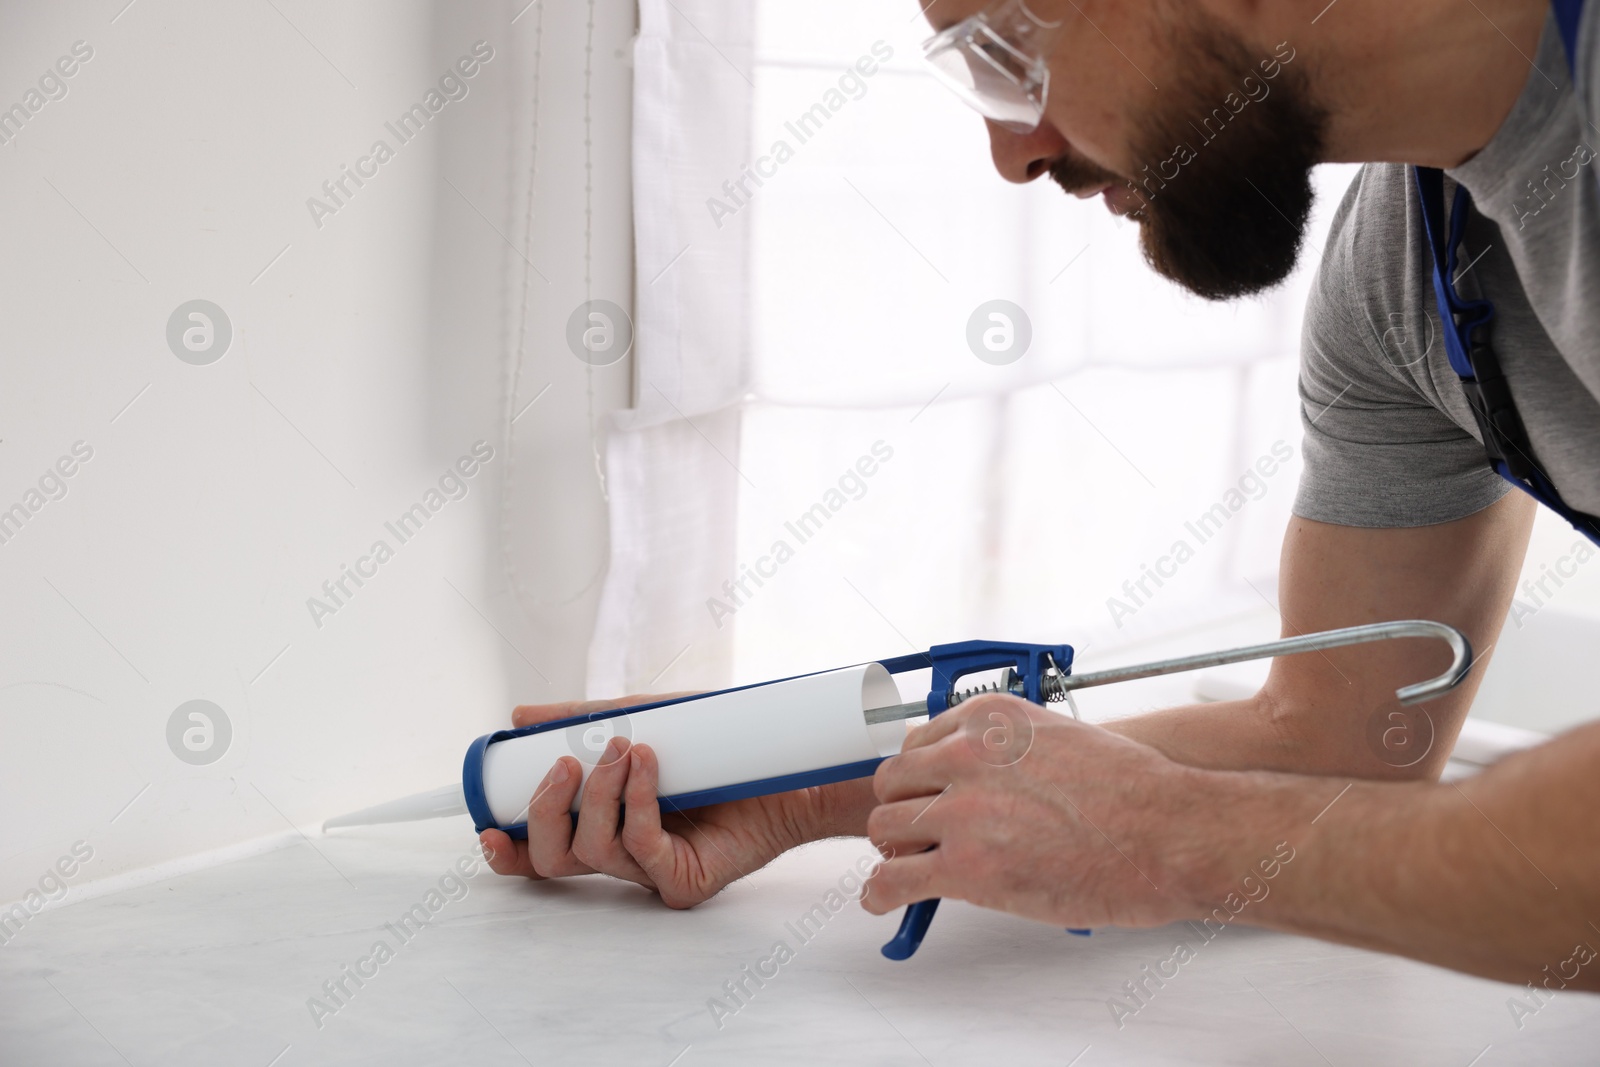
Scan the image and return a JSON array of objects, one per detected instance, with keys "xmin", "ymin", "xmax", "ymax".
[{"xmin": 3, "ymin": 816, "xmax": 1597, "ymax": 1066}]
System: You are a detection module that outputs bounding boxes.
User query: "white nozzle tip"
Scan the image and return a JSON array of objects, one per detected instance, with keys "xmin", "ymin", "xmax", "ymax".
[{"xmin": 321, "ymin": 783, "xmax": 467, "ymax": 832}]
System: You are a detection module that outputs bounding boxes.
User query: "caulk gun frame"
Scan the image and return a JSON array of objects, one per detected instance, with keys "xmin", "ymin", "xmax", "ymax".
[
  {"xmin": 1056, "ymin": 619, "xmax": 1472, "ymax": 707},
  {"xmin": 863, "ymin": 619, "xmax": 1472, "ymax": 727}
]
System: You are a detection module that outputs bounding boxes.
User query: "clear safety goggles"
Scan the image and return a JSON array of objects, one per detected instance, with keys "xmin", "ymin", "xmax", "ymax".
[{"xmin": 921, "ymin": 0, "xmax": 1064, "ymax": 133}]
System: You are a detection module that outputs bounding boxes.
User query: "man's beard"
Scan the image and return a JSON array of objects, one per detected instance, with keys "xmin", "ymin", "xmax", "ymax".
[{"xmin": 1051, "ymin": 28, "xmax": 1326, "ymax": 301}]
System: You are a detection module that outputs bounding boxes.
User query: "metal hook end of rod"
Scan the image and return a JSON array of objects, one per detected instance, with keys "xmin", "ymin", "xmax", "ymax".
[
  {"xmin": 1389, "ymin": 620, "xmax": 1474, "ymax": 705},
  {"xmin": 1057, "ymin": 619, "xmax": 1473, "ymax": 709}
]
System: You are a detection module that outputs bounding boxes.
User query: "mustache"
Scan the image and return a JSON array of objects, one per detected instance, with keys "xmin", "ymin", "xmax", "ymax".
[{"xmin": 1047, "ymin": 153, "xmax": 1122, "ymax": 197}]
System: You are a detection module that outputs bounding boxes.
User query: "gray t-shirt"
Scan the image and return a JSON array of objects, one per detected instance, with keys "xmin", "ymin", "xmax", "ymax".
[{"xmin": 1295, "ymin": 13, "xmax": 1600, "ymax": 528}]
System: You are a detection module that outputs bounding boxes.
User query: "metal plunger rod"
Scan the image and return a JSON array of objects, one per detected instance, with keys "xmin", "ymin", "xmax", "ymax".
[
  {"xmin": 865, "ymin": 699, "xmax": 935, "ymax": 725},
  {"xmin": 864, "ymin": 619, "xmax": 1472, "ymax": 726}
]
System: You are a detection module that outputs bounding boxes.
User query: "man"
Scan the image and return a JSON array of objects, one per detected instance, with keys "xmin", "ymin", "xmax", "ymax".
[{"xmin": 484, "ymin": 0, "xmax": 1600, "ymax": 990}]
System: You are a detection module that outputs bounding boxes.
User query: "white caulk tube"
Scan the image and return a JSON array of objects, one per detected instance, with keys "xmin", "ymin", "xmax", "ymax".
[
  {"xmin": 323, "ymin": 663, "xmax": 910, "ymax": 835},
  {"xmin": 472, "ymin": 663, "xmax": 907, "ymax": 829}
]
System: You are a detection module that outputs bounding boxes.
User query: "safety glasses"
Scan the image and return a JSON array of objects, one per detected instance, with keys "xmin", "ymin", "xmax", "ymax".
[{"xmin": 921, "ymin": 0, "xmax": 1063, "ymax": 132}]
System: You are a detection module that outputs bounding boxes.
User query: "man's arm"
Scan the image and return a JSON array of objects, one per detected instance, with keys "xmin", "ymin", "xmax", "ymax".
[
  {"xmin": 863, "ymin": 691, "xmax": 1600, "ymax": 989},
  {"xmin": 817, "ymin": 491, "xmax": 1539, "ymax": 846},
  {"xmin": 1243, "ymin": 716, "xmax": 1600, "ymax": 986},
  {"xmin": 1104, "ymin": 491, "xmax": 1537, "ymax": 779},
  {"xmin": 861, "ymin": 491, "xmax": 1600, "ymax": 984}
]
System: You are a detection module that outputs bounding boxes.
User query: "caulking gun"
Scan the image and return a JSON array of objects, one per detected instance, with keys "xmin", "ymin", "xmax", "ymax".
[{"xmin": 324, "ymin": 620, "xmax": 1472, "ymax": 960}]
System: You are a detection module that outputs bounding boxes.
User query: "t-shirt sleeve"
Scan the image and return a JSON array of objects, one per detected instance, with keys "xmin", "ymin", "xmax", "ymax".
[{"xmin": 1293, "ymin": 167, "xmax": 1511, "ymax": 528}]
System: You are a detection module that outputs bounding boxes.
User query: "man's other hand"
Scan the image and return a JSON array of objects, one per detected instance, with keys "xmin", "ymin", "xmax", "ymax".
[{"xmin": 480, "ymin": 694, "xmax": 877, "ymax": 908}]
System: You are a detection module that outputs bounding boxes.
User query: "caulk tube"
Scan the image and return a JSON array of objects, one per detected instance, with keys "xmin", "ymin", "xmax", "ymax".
[{"xmin": 463, "ymin": 664, "xmax": 906, "ymax": 836}]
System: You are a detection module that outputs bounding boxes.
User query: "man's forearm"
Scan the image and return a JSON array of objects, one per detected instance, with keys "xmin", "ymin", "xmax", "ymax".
[
  {"xmin": 1186, "ymin": 720, "xmax": 1600, "ymax": 989},
  {"xmin": 1105, "ymin": 687, "xmax": 1467, "ymax": 781},
  {"xmin": 1106, "ymin": 498, "xmax": 1534, "ymax": 783},
  {"xmin": 1102, "ymin": 696, "xmax": 1307, "ymax": 773}
]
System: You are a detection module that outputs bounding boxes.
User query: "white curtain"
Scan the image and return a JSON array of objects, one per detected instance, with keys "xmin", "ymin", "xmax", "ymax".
[
  {"xmin": 596, "ymin": 0, "xmax": 1358, "ymax": 694},
  {"xmin": 586, "ymin": 0, "xmax": 757, "ymax": 695}
]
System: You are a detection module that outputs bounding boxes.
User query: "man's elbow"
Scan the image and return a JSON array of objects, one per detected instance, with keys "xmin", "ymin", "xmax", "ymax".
[{"xmin": 1257, "ymin": 684, "xmax": 1464, "ymax": 782}]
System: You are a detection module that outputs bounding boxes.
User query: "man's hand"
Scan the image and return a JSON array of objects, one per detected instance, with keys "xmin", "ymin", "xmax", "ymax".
[
  {"xmin": 865, "ymin": 690, "xmax": 1600, "ymax": 990},
  {"xmin": 481, "ymin": 695, "xmax": 877, "ymax": 909},
  {"xmin": 863, "ymin": 695, "xmax": 1257, "ymax": 929}
]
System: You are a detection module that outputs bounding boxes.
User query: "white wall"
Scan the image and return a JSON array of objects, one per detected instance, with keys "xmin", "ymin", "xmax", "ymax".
[{"xmin": 0, "ymin": 0, "xmax": 635, "ymax": 902}]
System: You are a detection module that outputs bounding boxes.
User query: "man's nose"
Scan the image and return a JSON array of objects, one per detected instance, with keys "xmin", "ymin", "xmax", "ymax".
[{"xmin": 986, "ymin": 119, "xmax": 1072, "ymax": 183}]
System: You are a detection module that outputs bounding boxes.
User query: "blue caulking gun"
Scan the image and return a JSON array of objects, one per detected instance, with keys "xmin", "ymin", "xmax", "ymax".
[{"xmin": 324, "ymin": 620, "xmax": 1472, "ymax": 960}]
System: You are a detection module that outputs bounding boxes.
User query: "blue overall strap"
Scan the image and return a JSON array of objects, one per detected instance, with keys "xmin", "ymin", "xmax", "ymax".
[
  {"xmin": 1551, "ymin": 0, "xmax": 1584, "ymax": 72},
  {"xmin": 1412, "ymin": 167, "xmax": 1492, "ymax": 382},
  {"xmin": 1412, "ymin": 166, "xmax": 1600, "ymax": 545}
]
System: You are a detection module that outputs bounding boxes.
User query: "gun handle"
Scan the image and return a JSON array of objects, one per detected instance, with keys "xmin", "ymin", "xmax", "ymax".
[{"xmin": 881, "ymin": 898, "xmax": 940, "ymax": 960}]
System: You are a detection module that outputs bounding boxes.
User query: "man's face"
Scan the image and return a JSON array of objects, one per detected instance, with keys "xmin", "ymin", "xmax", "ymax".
[{"xmin": 927, "ymin": 0, "xmax": 1326, "ymax": 301}]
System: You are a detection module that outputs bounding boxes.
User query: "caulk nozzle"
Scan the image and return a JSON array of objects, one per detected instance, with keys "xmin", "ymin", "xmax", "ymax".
[{"xmin": 322, "ymin": 783, "xmax": 467, "ymax": 832}]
